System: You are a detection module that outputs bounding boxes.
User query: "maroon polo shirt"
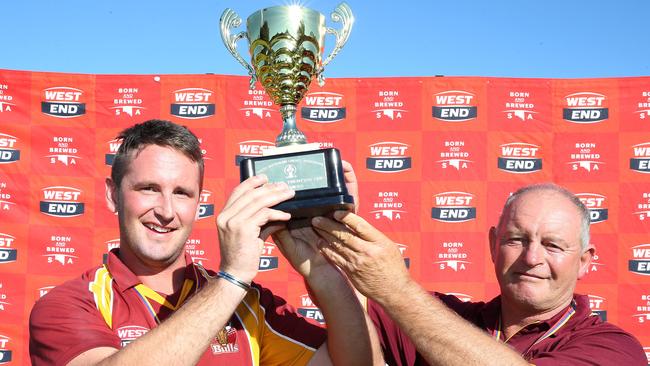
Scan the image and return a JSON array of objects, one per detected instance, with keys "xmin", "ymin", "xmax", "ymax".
[{"xmin": 368, "ymin": 293, "xmax": 646, "ymax": 365}]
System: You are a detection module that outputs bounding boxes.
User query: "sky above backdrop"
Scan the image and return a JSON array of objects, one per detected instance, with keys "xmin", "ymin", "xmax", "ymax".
[{"xmin": 2, "ymin": 0, "xmax": 648, "ymax": 78}]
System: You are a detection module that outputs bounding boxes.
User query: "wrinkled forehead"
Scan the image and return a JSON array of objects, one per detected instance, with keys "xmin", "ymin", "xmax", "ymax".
[{"xmin": 499, "ymin": 190, "xmax": 582, "ymax": 231}]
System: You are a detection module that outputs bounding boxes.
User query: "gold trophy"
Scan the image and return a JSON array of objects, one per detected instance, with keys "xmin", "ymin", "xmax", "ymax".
[{"xmin": 220, "ymin": 3, "xmax": 354, "ymax": 219}]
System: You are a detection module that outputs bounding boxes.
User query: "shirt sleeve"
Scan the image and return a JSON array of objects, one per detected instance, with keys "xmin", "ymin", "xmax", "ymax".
[
  {"xmin": 530, "ymin": 326, "xmax": 647, "ymax": 366},
  {"xmin": 246, "ymin": 284, "xmax": 327, "ymax": 366},
  {"xmin": 29, "ymin": 279, "xmax": 120, "ymax": 366}
]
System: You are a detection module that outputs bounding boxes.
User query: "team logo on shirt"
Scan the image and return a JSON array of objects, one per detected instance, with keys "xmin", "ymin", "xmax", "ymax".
[
  {"xmin": 366, "ymin": 142, "xmax": 412, "ymax": 173},
  {"xmin": 259, "ymin": 241, "xmax": 279, "ymax": 271},
  {"xmin": 0, "ymin": 334, "xmax": 12, "ymax": 364},
  {"xmin": 210, "ymin": 325, "xmax": 239, "ymax": 354},
  {"xmin": 587, "ymin": 294, "xmax": 607, "ymax": 321},
  {"xmin": 235, "ymin": 140, "xmax": 274, "ymax": 166},
  {"xmin": 576, "ymin": 193, "xmax": 608, "ymax": 224},
  {"xmin": 431, "ymin": 191, "xmax": 476, "ymax": 222},
  {"xmin": 628, "ymin": 243, "xmax": 650, "ymax": 276},
  {"xmin": 198, "ymin": 190, "xmax": 214, "ymax": 220},
  {"xmin": 301, "ymin": 92, "xmax": 346, "ymax": 123},
  {"xmin": 117, "ymin": 325, "xmax": 150, "ymax": 347},
  {"xmin": 563, "ymin": 92, "xmax": 608, "ymax": 123},
  {"xmin": 0, "ymin": 133, "xmax": 20, "ymax": 164},
  {"xmin": 0, "ymin": 233, "xmax": 17, "ymax": 264},
  {"xmin": 40, "ymin": 186, "xmax": 85, "ymax": 217},
  {"xmin": 630, "ymin": 142, "xmax": 650, "ymax": 173},
  {"xmin": 298, "ymin": 294, "xmax": 324, "ymax": 324},
  {"xmin": 497, "ymin": 142, "xmax": 542, "ymax": 173},
  {"xmin": 432, "ymin": 90, "xmax": 477, "ymax": 122},
  {"xmin": 170, "ymin": 88, "xmax": 215, "ymax": 119}
]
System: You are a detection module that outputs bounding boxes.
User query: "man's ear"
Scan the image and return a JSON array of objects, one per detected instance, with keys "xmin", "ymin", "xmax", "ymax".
[
  {"xmin": 578, "ymin": 244, "xmax": 595, "ymax": 280},
  {"xmin": 105, "ymin": 177, "xmax": 119, "ymax": 213},
  {"xmin": 489, "ymin": 226, "xmax": 498, "ymax": 264}
]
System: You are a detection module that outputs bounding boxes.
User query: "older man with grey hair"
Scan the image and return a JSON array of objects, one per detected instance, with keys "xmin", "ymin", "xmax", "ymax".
[{"xmin": 312, "ymin": 183, "xmax": 646, "ymax": 365}]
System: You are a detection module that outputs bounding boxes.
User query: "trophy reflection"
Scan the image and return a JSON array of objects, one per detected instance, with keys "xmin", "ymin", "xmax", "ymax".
[{"xmin": 220, "ymin": 3, "xmax": 355, "ymax": 219}]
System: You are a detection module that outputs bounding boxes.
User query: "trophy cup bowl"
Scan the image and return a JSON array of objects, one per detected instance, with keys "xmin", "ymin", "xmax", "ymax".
[{"xmin": 220, "ymin": 3, "xmax": 354, "ymax": 219}]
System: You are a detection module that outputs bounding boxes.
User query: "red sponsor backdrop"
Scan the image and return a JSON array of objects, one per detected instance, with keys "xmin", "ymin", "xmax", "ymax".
[{"xmin": 1, "ymin": 69, "xmax": 650, "ymax": 361}]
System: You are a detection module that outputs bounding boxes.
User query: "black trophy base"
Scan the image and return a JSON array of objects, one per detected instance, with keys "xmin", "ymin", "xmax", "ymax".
[{"xmin": 240, "ymin": 147, "xmax": 354, "ymax": 220}]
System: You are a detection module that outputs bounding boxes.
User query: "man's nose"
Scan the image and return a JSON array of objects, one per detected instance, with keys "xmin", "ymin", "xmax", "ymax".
[
  {"xmin": 153, "ymin": 193, "xmax": 174, "ymax": 221},
  {"xmin": 522, "ymin": 241, "xmax": 544, "ymax": 266}
]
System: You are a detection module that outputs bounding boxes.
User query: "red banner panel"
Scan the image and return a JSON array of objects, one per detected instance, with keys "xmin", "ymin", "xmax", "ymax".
[{"xmin": 1, "ymin": 68, "xmax": 649, "ymax": 356}]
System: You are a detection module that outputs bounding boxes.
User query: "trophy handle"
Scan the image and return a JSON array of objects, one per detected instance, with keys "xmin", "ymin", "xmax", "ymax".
[
  {"xmin": 317, "ymin": 2, "xmax": 354, "ymax": 86},
  {"xmin": 220, "ymin": 8, "xmax": 257, "ymax": 89}
]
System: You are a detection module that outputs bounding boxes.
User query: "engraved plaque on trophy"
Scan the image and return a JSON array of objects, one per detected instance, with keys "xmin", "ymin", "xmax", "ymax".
[{"xmin": 220, "ymin": 3, "xmax": 354, "ymax": 218}]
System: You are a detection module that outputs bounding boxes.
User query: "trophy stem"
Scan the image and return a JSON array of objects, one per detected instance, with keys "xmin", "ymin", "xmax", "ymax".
[{"xmin": 276, "ymin": 105, "xmax": 307, "ymax": 147}]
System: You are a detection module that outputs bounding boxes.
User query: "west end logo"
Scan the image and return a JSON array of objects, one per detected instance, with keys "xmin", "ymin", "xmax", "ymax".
[
  {"xmin": 629, "ymin": 243, "xmax": 650, "ymax": 275},
  {"xmin": 301, "ymin": 92, "xmax": 346, "ymax": 123},
  {"xmin": 170, "ymin": 88, "xmax": 215, "ymax": 119},
  {"xmin": 298, "ymin": 294, "xmax": 324, "ymax": 323},
  {"xmin": 630, "ymin": 142, "xmax": 650, "ymax": 173},
  {"xmin": 40, "ymin": 186, "xmax": 85, "ymax": 217},
  {"xmin": 576, "ymin": 193, "xmax": 608, "ymax": 224},
  {"xmin": 117, "ymin": 325, "xmax": 149, "ymax": 347},
  {"xmin": 366, "ymin": 142, "xmax": 411, "ymax": 173},
  {"xmin": 563, "ymin": 92, "xmax": 608, "ymax": 123},
  {"xmin": 432, "ymin": 90, "xmax": 477, "ymax": 122},
  {"xmin": 235, "ymin": 140, "xmax": 274, "ymax": 166},
  {"xmin": 41, "ymin": 87, "xmax": 86, "ymax": 118},
  {"xmin": 431, "ymin": 191, "xmax": 476, "ymax": 222},
  {"xmin": 198, "ymin": 190, "xmax": 214, "ymax": 220},
  {"xmin": 0, "ymin": 233, "xmax": 17, "ymax": 264},
  {"xmin": 0, "ymin": 133, "xmax": 20, "ymax": 164},
  {"xmin": 105, "ymin": 139, "xmax": 122, "ymax": 166},
  {"xmin": 0, "ymin": 334, "xmax": 12, "ymax": 364},
  {"xmin": 498, "ymin": 143, "xmax": 542, "ymax": 173},
  {"xmin": 396, "ymin": 243, "xmax": 410, "ymax": 268},
  {"xmin": 587, "ymin": 294, "xmax": 607, "ymax": 321},
  {"xmin": 259, "ymin": 241, "xmax": 279, "ymax": 271}
]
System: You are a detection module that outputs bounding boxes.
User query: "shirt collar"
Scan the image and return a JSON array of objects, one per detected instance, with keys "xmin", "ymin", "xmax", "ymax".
[{"xmin": 105, "ymin": 248, "xmax": 197, "ymax": 293}]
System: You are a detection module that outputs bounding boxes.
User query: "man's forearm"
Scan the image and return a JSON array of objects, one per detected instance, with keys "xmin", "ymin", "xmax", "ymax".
[
  {"xmin": 307, "ymin": 270, "xmax": 383, "ymax": 366},
  {"xmin": 375, "ymin": 279, "xmax": 528, "ymax": 366},
  {"xmin": 78, "ymin": 278, "xmax": 247, "ymax": 366}
]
